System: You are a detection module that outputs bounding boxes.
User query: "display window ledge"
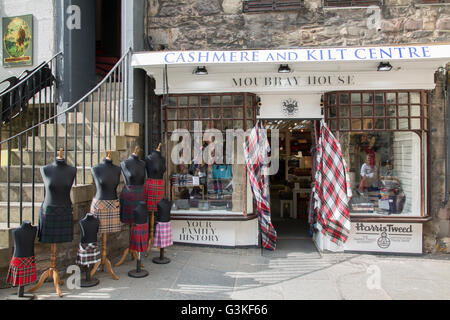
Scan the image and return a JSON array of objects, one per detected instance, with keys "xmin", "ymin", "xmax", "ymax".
[
  {"xmin": 170, "ymin": 212, "xmax": 258, "ymax": 221},
  {"xmin": 350, "ymin": 215, "xmax": 432, "ymax": 223}
]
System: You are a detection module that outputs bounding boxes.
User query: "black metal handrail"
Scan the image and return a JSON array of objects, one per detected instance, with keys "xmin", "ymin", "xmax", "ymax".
[{"xmin": 0, "ymin": 48, "xmax": 132, "ymax": 228}]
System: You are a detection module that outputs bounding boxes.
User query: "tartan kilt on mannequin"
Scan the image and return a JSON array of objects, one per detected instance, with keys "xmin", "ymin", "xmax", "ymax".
[
  {"xmin": 6, "ymin": 256, "xmax": 37, "ymax": 286},
  {"xmin": 38, "ymin": 205, "xmax": 74, "ymax": 243},
  {"xmin": 90, "ymin": 199, "xmax": 122, "ymax": 233},
  {"xmin": 119, "ymin": 185, "xmax": 145, "ymax": 224},
  {"xmin": 76, "ymin": 243, "xmax": 101, "ymax": 266},
  {"xmin": 153, "ymin": 222, "xmax": 173, "ymax": 248},
  {"xmin": 144, "ymin": 179, "xmax": 165, "ymax": 212},
  {"xmin": 129, "ymin": 223, "xmax": 148, "ymax": 252}
]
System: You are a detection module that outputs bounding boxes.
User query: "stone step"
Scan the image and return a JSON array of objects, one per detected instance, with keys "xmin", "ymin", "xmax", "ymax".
[
  {"xmin": 40, "ymin": 122, "xmax": 140, "ymax": 138},
  {"xmin": 8, "ymin": 150, "xmax": 126, "ymax": 167},
  {"xmin": 0, "ymin": 166, "xmax": 94, "ymax": 184},
  {"xmin": 0, "ymin": 202, "xmax": 49, "ymax": 224},
  {"xmin": 0, "ymin": 182, "xmax": 95, "ymax": 203},
  {"xmin": 26, "ymin": 135, "xmax": 135, "ymax": 152},
  {"xmin": 66, "ymin": 106, "xmax": 123, "ymax": 123}
]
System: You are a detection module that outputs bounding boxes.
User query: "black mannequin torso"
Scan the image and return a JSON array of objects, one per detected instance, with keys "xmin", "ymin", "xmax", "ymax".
[
  {"xmin": 120, "ymin": 154, "xmax": 146, "ymax": 186},
  {"xmin": 41, "ymin": 159, "xmax": 76, "ymax": 207},
  {"xmin": 79, "ymin": 214, "xmax": 100, "ymax": 244},
  {"xmin": 133, "ymin": 202, "xmax": 148, "ymax": 225},
  {"xmin": 13, "ymin": 221, "xmax": 37, "ymax": 258},
  {"xmin": 156, "ymin": 198, "xmax": 172, "ymax": 223},
  {"xmin": 145, "ymin": 151, "xmax": 166, "ymax": 179},
  {"xmin": 92, "ymin": 159, "xmax": 121, "ymax": 200}
]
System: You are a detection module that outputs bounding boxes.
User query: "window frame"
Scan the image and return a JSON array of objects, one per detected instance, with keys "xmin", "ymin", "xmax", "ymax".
[{"xmin": 324, "ymin": 90, "xmax": 430, "ymax": 218}]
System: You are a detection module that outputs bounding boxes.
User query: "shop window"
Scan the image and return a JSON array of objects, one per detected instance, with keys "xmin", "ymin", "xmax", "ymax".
[
  {"xmin": 323, "ymin": 0, "xmax": 382, "ymax": 7},
  {"xmin": 243, "ymin": 0, "xmax": 305, "ymax": 13},
  {"xmin": 165, "ymin": 93, "xmax": 257, "ymax": 216},
  {"xmin": 324, "ymin": 90, "xmax": 430, "ymax": 218}
]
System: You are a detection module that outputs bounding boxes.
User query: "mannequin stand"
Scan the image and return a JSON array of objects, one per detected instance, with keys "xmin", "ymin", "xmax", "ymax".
[
  {"xmin": 128, "ymin": 252, "xmax": 148, "ymax": 278},
  {"xmin": 152, "ymin": 248, "xmax": 171, "ymax": 264},
  {"xmin": 81, "ymin": 265, "xmax": 99, "ymax": 287},
  {"xmin": 91, "ymin": 233, "xmax": 119, "ymax": 280},
  {"xmin": 6, "ymin": 286, "xmax": 35, "ymax": 300},
  {"xmin": 115, "ymin": 226, "xmax": 143, "ymax": 267},
  {"xmin": 28, "ymin": 244, "xmax": 64, "ymax": 297}
]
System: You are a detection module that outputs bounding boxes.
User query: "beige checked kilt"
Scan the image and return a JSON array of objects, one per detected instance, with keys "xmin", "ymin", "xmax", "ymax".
[{"xmin": 90, "ymin": 199, "xmax": 122, "ymax": 233}]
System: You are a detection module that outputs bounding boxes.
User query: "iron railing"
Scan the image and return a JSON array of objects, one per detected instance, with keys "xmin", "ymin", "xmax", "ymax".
[{"xmin": 0, "ymin": 49, "xmax": 132, "ymax": 228}]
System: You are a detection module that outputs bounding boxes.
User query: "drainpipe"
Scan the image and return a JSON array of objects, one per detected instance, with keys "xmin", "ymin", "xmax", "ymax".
[{"xmin": 444, "ymin": 66, "xmax": 450, "ymax": 206}]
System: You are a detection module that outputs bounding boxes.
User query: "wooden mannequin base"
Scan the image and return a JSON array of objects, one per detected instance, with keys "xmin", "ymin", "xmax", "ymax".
[{"xmin": 28, "ymin": 268, "xmax": 64, "ymax": 297}]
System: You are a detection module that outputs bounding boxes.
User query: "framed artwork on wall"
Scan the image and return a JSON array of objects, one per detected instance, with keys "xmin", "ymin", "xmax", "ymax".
[{"xmin": 2, "ymin": 14, "xmax": 33, "ymax": 67}]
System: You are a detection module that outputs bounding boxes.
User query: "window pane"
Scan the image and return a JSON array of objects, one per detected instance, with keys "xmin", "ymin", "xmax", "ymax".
[
  {"xmin": 246, "ymin": 120, "xmax": 254, "ymax": 130},
  {"xmin": 375, "ymin": 119, "xmax": 385, "ymax": 130},
  {"xmin": 169, "ymin": 96, "xmax": 177, "ymax": 107},
  {"xmin": 387, "ymin": 119, "xmax": 397, "ymax": 130},
  {"xmin": 410, "ymin": 92, "xmax": 420, "ymax": 104},
  {"xmin": 329, "ymin": 120, "xmax": 337, "ymax": 131},
  {"xmin": 234, "ymin": 95, "xmax": 244, "ymax": 106},
  {"xmin": 363, "ymin": 93, "xmax": 373, "ymax": 104},
  {"xmin": 214, "ymin": 120, "xmax": 222, "ymax": 130},
  {"xmin": 398, "ymin": 105, "xmax": 409, "ymax": 117},
  {"xmin": 212, "ymin": 108, "xmax": 221, "ymax": 119},
  {"xmin": 364, "ymin": 119, "xmax": 373, "ymax": 130},
  {"xmin": 375, "ymin": 105, "xmax": 385, "ymax": 116},
  {"xmin": 234, "ymin": 120, "xmax": 243, "ymax": 130},
  {"xmin": 340, "ymin": 119, "xmax": 349, "ymax": 130},
  {"xmin": 340, "ymin": 106, "xmax": 349, "ymax": 117},
  {"xmin": 398, "ymin": 92, "xmax": 408, "ymax": 104},
  {"xmin": 246, "ymin": 107, "xmax": 253, "ymax": 119},
  {"xmin": 179, "ymin": 109, "xmax": 188, "ymax": 119},
  {"xmin": 328, "ymin": 93, "xmax": 337, "ymax": 105},
  {"xmin": 375, "ymin": 93, "xmax": 384, "ymax": 104},
  {"xmin": 411, "ymin": 118, "xmax": 421, "ymax": 130},
  {"xmin": 180, "ymin": 96, "xmax": 188, "ymax": 107},
  {"xmin": 351, "ymin": 106, "xmax": 361, "ymax": 117},
  {"xmin": 189, "ymin": 96, "xmax": 199, "ymax": 106},
  {"xmin": 424, "ymin": 105, "xmax": 428, "ymax": 118},
  {"xmin": 223, "ymin": 95, "xmax": 232, "ymax": 106},
  {"xmin": 189, "ymin": 108, "xmax": 199, "ymax": 119},
  {"xmin": 223, "ymin": 120, "xmax": 233, "ymax": 130},
  {"xmin": 223, "ymin": 108, "xmax": 233, "ymax": 119},
  {"xmin": 410, "ymin": 105, "xmax": 420, "ymax": 117},
  {"xmin": 168, "ymin": 121, "xmax": 176, "ymax": 131},
  {"xmin": 386, "ymin": 93, "xmax": 396, "ymax": 104},
  {"xmin": 201, "ymin": 108, "xmax": 210, "ymax": 119},
  {"xmin": 339, "ymin": 93, "xmax": 349, "ymax": 104},
  {"xmin": 352, "ymin": 119, "xmax": 361, "ymax": 130},
  {"xmin": 329, "ymin": 106, "xmax": 337, "ymax": 118},
  {"xmin": 212, "ymin": 96, "xmax": 221, "ymax": 106},
  {"xmin": 363, "ymin": 106, "xmax": 373, "ymax": 116},
  {"xmin": 201, "ymin": 96, "xmax": 210, "ymax": 107},
  {"xmin": 168, "ymin": 109, "xmax": 177, "ymax": 120},
  {"xmin": 387, "ymin": 105, "xmax": 396, "ymax": 117},
  {"xmin": 233, "ymin": 107, "xmax": 243, "ymax": 119},
  {"xmin": 399, "ymin": 119, "xmax": 409, "ymax": 129},
  {"xmin": 351, "ymin": 93, "xmax": 361, "ymax": 104}
]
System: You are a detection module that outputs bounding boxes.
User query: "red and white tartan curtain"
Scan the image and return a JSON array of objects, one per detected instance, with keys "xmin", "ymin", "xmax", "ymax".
[
  {"xmin": 312, "ymin": 120, "xmax": 352, "ymax": 245},
  {"xmin": 244, "ymin": 122, "xmax": 277, "ymax": 250}
]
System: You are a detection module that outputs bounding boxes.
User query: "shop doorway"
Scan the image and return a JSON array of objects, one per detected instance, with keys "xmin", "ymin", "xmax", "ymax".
[
  {"xmin": 265, "ymin": 119, "xmax": 316, "ymax": 240},
  {"xmin": 95, "ymin": 0, "xmax": 122, "ymax": 82}
]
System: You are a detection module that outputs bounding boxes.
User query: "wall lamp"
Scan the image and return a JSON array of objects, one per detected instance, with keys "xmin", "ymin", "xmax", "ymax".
[
  {"xmin": 278, "ymin": 64, "xmax": 292, "ymax": 73},
  {"xmin": 377, "ymin": 62, "xmax": 393, "ymax": 71},
  {"xmin": 194, "ymin": 66, "xmax": 208, "ymax": 75}
]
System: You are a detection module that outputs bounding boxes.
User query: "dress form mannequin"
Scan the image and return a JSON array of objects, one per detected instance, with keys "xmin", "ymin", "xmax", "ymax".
[
  {"xmin": 30, "ymin": 148, "xmax": 76, "ymax": 298},
  {"xmin": 116, "ymin": 147, "xmax": 146, "ymax": 267},
  {"xmin": 77, "ymin": 214, "xmax": 100, "ymax": 287},
  {"xmin": 90, "ymin": 151, "xmax": 120, "ymax": 281},
  {"xmin": 152, "ymin": 198, "xmax": 173, "ymax": 264},
  {"xmin": 144, "ymin": 143, "xmax": 166, "ymax": 254},
  {"xmin": 6, "ymin": 221, "xmax": 37, "ymax": 300},
  {"xmin": 128, "ymin": 202, "xmax": 149, "ymax": 278}
]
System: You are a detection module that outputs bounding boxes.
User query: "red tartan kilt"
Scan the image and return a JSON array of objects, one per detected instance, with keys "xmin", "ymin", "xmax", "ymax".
[
  {"xmin": 6, "ymin": 256, "xmax": 37, "ymax": 287},
  {"xmin": 129, "ymin": 223, "xmax": 148, "ymax": 252},
  {"xmin": 144, "ymin": 179, "xmax": 165, "ymax": 212}
]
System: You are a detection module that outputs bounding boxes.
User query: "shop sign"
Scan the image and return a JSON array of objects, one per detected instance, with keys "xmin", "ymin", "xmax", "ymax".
[
  {"xmin": 344, "ymin": 222, "xmax": 422, "ymax": 254},
  {"xmin": 232, "ymin": 74, "xmax": 355, "ymax": 88},
  {"xmin": 172, "ymin": 220, "xmax": 235, "ymax": 246}
]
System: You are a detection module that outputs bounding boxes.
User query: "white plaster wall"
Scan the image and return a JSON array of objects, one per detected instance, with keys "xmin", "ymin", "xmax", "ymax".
[{"xmin": 0, "ymin": 0, "xmax": 55, "ymax": 88}]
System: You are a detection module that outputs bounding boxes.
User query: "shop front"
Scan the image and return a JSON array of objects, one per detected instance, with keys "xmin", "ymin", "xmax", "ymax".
[{"xmin": 132, "ymin": 44, "xmax": 450, "ymax": 253}]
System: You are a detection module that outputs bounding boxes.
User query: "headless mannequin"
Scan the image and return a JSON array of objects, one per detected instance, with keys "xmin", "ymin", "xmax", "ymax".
[
  {"xmin": 89, "ymin": 154, "xmax": 120, "ymax": 281},
  {"xmin": 79, "ymin": 214, "xmax": 100, "ymax": 287},
  {"xmin": 128, "ymin": 202, "xmax": 149, "ymax": 278},
  {"xmin": 8, "ymin": 222, "xmax": 37, "ymax": 300},
  {"xmin": 13, "ymin": 221, "xmax": 37, "ymax": 258},
  {"xmin": 92, "ymin": 158, "xmax": 121, "ymax": 200},
  {"xmin": 121, "ymin": 154, "xmax": 146, "ymax": 186},
  {"xmin": 41, "ymin": 158, "xmax": 76, "ymax": 208},
  {"xmin": 145, "ymin": 150, "xmax": 166, "ymax": 180},
  {"xmin": 156, "ymin": 198, "xmax": 171, "ymax": 223}
]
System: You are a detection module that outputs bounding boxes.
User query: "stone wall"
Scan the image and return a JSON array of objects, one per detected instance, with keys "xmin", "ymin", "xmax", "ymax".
[{"xmin": 147, "ymin": 0, "xmax": 450, "ymax": 50}]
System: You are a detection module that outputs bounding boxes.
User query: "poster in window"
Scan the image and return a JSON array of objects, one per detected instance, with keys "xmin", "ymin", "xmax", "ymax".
[{"xmin": 2, "ymin": 15, "xmax": 33, "ymax": 67}]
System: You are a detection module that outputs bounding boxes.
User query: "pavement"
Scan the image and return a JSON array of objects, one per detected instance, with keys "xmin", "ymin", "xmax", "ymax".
[{"xmin": 0, "ymin": 238, "xmax": 449, "ymax": 300}]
